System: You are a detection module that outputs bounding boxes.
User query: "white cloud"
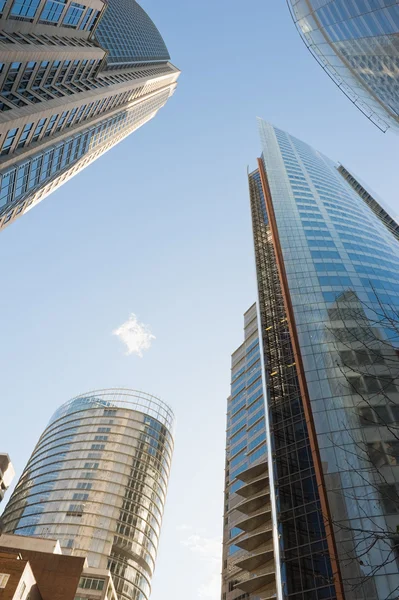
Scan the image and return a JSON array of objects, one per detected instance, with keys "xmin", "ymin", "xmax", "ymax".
[
  {"xmin": 181, "ymin": 533, "xmax": 221, "ymax": 561},
  {"xmin": 112, "ymin": 313, "xmax": 155, "ymax": 357},
  {"xmin": 179, "ymin": 527, "xmax": 222, "ymax": 599}
]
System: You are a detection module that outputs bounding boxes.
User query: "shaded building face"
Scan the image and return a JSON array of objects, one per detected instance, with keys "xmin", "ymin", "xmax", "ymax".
[
  {"xmin": 221, "ymin": 305, "xmax": 276, "ymax": 600},
  {"xmin": 0, "ymin": 0, "xmax": 179, "ymax": 230},
  {"xmin": 287, "ymin": 0, "xmax": 399, "ymax": 132},
  {"xmin": 1, "ymin": 389, "xmax": 174, "ymax": 600},
  {"xmin": 249, "ymin": 119, "xmax": 399, "ymax": 600}
]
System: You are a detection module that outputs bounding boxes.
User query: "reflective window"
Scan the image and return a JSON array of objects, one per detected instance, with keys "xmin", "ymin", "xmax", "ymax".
[
  {"xmin": 17, "ymin": 123, "xmax": 33, "ymax": 148},
  {"xmin": 31, "ymin": 118, "xmax": 46, "ymax": 142},
  {"xmin": 44, "ymin": 114, "xmax": 58, "ymax": 137},
  {"xmin": 10, "ymin": 0, "xmax": 40, "ymax": 17},
  {"xmin": 62, "ymin": 1, "xmax": 85, "ymax": 26},
  {"xmin": 1, "ymin": 128, "xmax": 19, "ymax": 155},
  {"xmin": 40, "ymin": 0, "xmax": 66, "ymax": 23},
  {"xmin": 79, "ymin": 6, "xmax": 92, "ymax": 29}
]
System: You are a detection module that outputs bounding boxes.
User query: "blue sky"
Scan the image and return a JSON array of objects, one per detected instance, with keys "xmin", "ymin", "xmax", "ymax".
[{"xmin": 1, "ymin": 0, "xmax": 399, "ymax": 599}]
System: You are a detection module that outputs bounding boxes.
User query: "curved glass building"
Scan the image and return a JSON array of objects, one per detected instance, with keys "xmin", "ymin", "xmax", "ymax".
[
  {"xmin": 0, "ymin": 0, "xmax": 179, "ymax": 230},
  {"xmin": 1, "ymin": 389, "xmax": 174, "ymax": 600},
  {"xmin": 287, "ymin": 0, "xmax": 399, "ymax": 132}
]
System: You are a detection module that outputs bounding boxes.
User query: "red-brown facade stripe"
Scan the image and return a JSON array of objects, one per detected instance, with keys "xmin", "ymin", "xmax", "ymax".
[{"xmin": 256, "ymin": 157, "xmax": 345, "ymax": 600}]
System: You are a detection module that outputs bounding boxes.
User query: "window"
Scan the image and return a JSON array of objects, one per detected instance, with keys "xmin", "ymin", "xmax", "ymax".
[
  {"xmin": 392, "ymin": 536, "xmax": 399, "ymax": 570},
  {"xmin": 229, "ymin": 527, "xmax": 242, "ymax": 539},
  {"xmin": 31, "ymin": 118, "xmax": 46, "ymax": 142},
  {"xmin": 83, "ymin": 462, "xmax": 99, "ymax": 469},
  {"xmin": 368, "ymin": 441, "xmax": 399, "ymax": 467},
  {"xmin": 359, "ymin": 407, "xmax": 375, "ymax": 426},
  {"xmin": 87, "ymin": 8, "xmax": 98, "ymax": 30},
  {"xmin": 0, "ymin": 171, "xmax": 15, "ymax": 207},
  {"xmin": 44, "ymin": 114, "xmax": 58, "ymax": 137},
  {"xmin": 65, "ymin": 107, "xmax": 77, "ymax": 127},
  {"xmin": 79, "ymin": 6, "xmax": 92, "ymax": 29},
  {"xmin": 66, "ymin": 503, "xmax": 84, "ymax": 516},
  {"xmin": 10, "ymin": 0, "xmax": 40, "ymax": 18},
  {"xmin": 75, "ymin": 104, "xmax": 86, "ymax": 122},
  {"xmin": 40, "ymin": 0, "xmax": 66, "ymax": 22},
  {"xmin": 77, "ymin": 482, "xmax": 92, "ymax": 490},
  {"xmin": 374, "ymin": 406, "xmax": 390, "ymax": 425},
  {"xmin": 27, "ymin": 156, "xmax": 42, "ymax": 189},
  {"xmin": 385, "ymin": 442, "xmax": 399, "ymax": 465},
  {"xmin": 392, "ymin": 405, "xmax": 399, "ymax": 423},
  {"xmin": 72, "ymin": 493, "xmax": 88, "ymax": 501},
  {"xmin": 91, "ymin": 444, "xmax": 105, "ymax": 450},
  {"xmin": 15, "ymin": 123, "xmax": 33, "ymax": 150},
  {"xmin": 19, "ymin": 581, "xmax": 26, "ymax": 598},
  {"xmin": 18, "ymin": 62, "xmax": 36, "ymax": 91},
  {"xmin": 55, "ymin": 110, "xmax": 68, "ymax": 132},
  {"xmin": 97, "ymin": 427, "xmax": 110, "ymax": 433},
  {"xmin": 359, "ymin": 406, "xmax": 392, "ymax": 426},
  {"xmin": 63, "ymin": 1, "xmax": 85, "ymax": 26},
  {"xmin": 94, "ymin": 435, "xmax": 108, "ymax": 441},
  {"xmin": 367, "ymin": 442, "xmax": 386, "ymax": 467},
  {"xmin": 79, "ymin": 578, "xmax": 105, "ymax": 591},
  {"xmin": 379, "ymin": 485, "xmax": 399, "ymax": 514},
  {"xmin": 1, "ymin": 128, "xmax": 19, "ymax": 155},
  {"xmin": 15, "ymin": 163, "xmax": 29, "ymax": 198},
  {"xmin": 0, "ymin": 574, "xmax": 10, "ymax": 589}
]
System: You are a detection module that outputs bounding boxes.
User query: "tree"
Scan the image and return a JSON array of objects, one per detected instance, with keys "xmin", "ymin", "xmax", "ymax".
[{"xmin": 325, "ymin": 287, "xmax": 399, "ymax": 599}]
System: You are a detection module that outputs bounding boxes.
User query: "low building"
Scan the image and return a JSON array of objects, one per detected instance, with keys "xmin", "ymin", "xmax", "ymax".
[{"xmin": 0, "ymin": 534, "xmax": 117, "ymax": 600}]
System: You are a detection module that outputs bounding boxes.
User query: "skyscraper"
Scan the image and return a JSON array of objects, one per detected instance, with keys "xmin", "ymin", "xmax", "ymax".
[
  {"xmin": 1, "ymin": 388, "xmax": 174, "ymax": 600},
  {"xmin": 287, "ymin": 0, "xmax": 399, "ymax": 132},
  {"xmin": 0, "ymin": 0, "xmax": 179, "ymax": 230},
  {"xmin": 221, "ymin": 304, "xmax": 275, "ymax": 600},
  {"xmin": 249, "ymin": 119, "xmax": 399, "ymax": 599}
]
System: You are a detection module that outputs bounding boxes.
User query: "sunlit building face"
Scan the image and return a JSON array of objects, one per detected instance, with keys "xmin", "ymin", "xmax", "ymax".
[
  {"xmin": 1, "ymin": 389, "xmax": 174, "ymax": 600},
  {"xmin": 248, "ymin": 119, "xmax": 399, "ymax": 600}
]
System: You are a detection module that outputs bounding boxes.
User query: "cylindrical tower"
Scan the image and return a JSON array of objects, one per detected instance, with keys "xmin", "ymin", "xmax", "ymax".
[{"xmin": 2, "ymin": 389, "xmax": 174, "ymax": 600}]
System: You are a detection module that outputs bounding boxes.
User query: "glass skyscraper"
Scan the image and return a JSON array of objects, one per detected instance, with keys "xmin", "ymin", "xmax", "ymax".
[
  {"xmin": 0, "ymin": 0, "xmax": 179, "ymax": 230},
  {"xmin": 249, "ymin": 119, "xmax": 399, "ymax": 600},
  {"xmin": 221, "ymin": 304, "xmax": 276, "ymax": 600},
  {"xmin": 287, "ymin": 0, "xmax": 399, "ymax": 132},
  {"xmin": 1, "ymin": 388, "xmax": 174, "ymax": 600}
]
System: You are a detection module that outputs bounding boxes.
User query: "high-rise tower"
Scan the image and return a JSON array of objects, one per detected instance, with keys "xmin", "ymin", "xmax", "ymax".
[
  {"xmin": 287, "ymin": 0, "xmax": 399, "ymax": 132},
  {"xmin": 0, "ymin": 0, "xmax": 179, "ymax": 230},
  {"xmin": 249, "ymin": 119, "xmax": 399, "ymax": 599},
  {"xmin": 1, "ymin": 389, "xmax": 174, "ymax": 600},
  {"xmin": 221, "ymin": 304, "xmax": 276, "ymax": 600}
]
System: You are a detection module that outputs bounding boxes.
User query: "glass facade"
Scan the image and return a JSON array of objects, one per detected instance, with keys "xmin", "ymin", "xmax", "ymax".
[
  {"xmin": 287, "ymin": 0, "xmax": 399, "ymax": 132},
  {"xmin": 1, "ymin": 389, "xmax": 174, "ymax": 600},
  {"xmin": 0, "ymin": 88, "xmax": 171, "ymax": 227},
  {"xmin": 251, "ymin": 119, "xmax": 399, "ymax": 600},
  {"xmin": 94, "ymin": 0, "xmax": 170, "ymax": 66},
  {"xmin": 221, "ymin": 305, "xmax": 276, "ymax": 600}
]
